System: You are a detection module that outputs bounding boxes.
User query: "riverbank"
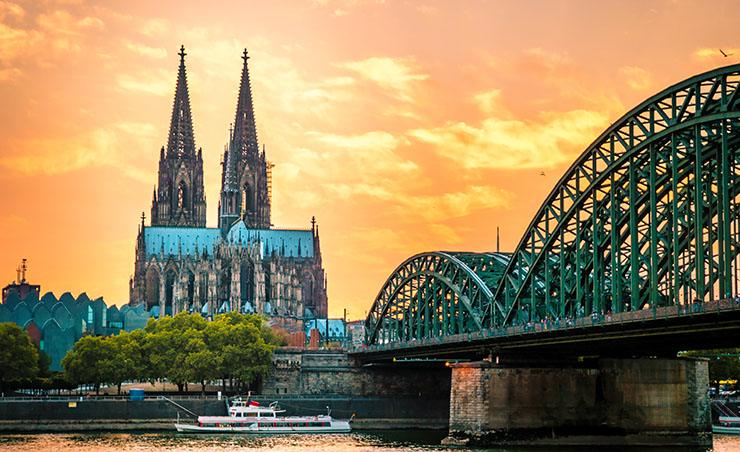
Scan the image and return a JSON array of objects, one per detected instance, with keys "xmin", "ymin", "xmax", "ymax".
[{"xmin": 0, "ymin": 396, "xmax": 449, "ymax": 432}]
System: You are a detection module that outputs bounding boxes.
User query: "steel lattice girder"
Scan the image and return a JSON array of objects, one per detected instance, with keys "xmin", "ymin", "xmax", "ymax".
[
  {"xmin": 492, "ymin": 64, "xmax": 740, "ymax": 328},
  {"xmin": 364, "ymin": 252, "xmax": 511, "ymax": 345},
  {"xmin": 364, "ymin": 64, "xmax": 740, "ymax": 345}
]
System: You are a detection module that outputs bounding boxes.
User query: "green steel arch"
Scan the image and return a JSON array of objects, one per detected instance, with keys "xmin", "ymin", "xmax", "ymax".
[
  {"xmin": 365, "ymin": 252, "xmax": 511, "ymax": 345},
  {"xmin": 490, "ymin": 64, "xmax": 740, "ymax": 329},
  {"xmin": 366, "ymin": 64, "xmax": 740, "ymax": 345}
]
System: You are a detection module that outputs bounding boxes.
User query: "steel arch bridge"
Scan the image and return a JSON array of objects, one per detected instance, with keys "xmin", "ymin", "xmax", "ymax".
[{"xmin": 365, "ymin": 64, "xmax": 740, "ymax": 348}]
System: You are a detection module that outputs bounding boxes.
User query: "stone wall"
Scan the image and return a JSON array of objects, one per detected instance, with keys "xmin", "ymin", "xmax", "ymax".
[
  {"xmin": 449, "ymin": 363, "xmax": 600, "ymax": 434},
  {"xmin": 0, "ymin": 396, "xmax": 449, "ymax": 431},
  {"xmin": 447, "ymin": 357, "xmax": 711, "ymax": 446},
  {"xmin": 264, "ymin": 349, "xmax": 451, "ymax": 398},
  {"xmin": 600, "ymin": 358, "xmax": 710, "ymax": 432}
]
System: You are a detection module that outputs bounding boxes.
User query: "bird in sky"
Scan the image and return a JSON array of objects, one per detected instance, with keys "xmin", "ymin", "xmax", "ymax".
[
  {"xmin": 720, "ymin": 48, "xmax": 734, "ymax": 57},
  {"xmin": 540, "ymin": 171, "xmax": 546, "ymax": 176}
]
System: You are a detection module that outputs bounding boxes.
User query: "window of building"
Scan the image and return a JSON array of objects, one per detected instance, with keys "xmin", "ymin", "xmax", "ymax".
[{"xmin": 87, "ymin": 306, "xmax": 93, "ymax": 325}]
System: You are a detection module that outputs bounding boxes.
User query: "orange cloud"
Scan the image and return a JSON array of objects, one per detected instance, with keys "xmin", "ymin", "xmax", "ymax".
[
  {"xmin": 338, "ymin": 56, "xmax": 428, "ymax": 102},
  {"xmin": 125, "ymin": 41, "xmax": 167, "ymax": 59},
  {"xmin": 409, "ymin": 109, "xmax": 608, "ymax": 170},
  {"xmin": 619, "ymin": 66, "xmax": 652, "ymax": 91}
]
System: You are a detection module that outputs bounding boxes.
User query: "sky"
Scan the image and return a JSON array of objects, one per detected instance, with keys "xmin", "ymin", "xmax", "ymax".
[{"xmin": 1, "ymin": 0, "xmax": 739, "ymax": 319}]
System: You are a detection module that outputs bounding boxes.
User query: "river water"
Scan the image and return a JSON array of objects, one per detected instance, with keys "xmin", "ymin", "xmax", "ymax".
[{"xmin": 0, "ymin": 431, "xmax": 739, "ymax": 452}]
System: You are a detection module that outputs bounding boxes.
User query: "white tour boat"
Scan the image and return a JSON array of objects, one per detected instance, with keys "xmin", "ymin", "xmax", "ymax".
[
  {"xmin": 712, "ymin": 400, "xmax": 740, "ymax": 435},
  {"xmin": 714, "ymin": 416, "xmax": 740, "ymax": 435},
  {"xmin": 175, "ymin": 397, "xmax": 352, "ymax": 434}
]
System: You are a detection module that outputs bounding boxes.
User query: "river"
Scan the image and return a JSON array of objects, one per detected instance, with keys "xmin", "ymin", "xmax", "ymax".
[{"xmin": 0, "ymin": 431, "xmax": 739, "ymax": 452}]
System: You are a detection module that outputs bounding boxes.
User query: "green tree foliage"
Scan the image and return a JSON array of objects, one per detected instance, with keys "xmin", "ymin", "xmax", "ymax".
[
  {"xmin": 683, "ymin": 348, "xmax": 740, "ymax": 389},
  {"xmin": 205, "ymin": 313, "xmax": 274, "ymax": 392},
  {"xmin": 61, "ymin": 335, "xmax": 109, "ymax": 395},
  {"xmin": 144, "ymin": 313, "xmax": 208, "ymax": 392},
  {"xmin": 61, "ymin": 312, "xmax": 276, "ymax": 394},
  {"xmin": 107, "ymin": 330, "xmax": 146, "ymax": 395},
  {"xmin": 37, "ymin": 349, "xmax": 52, "ymax": 379},
  {"xmin": 0, "ymin": 323, "xmax": 39, "ymax": 392}
]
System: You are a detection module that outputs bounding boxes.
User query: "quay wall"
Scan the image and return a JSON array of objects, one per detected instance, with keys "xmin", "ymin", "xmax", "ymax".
[
  {"xmin": 0, "ymin": 396, "xmax": 448, "ymax": 431},
  {"xmin": 263, "ymin": 349, "xmax": 451, "ymax": 398}
]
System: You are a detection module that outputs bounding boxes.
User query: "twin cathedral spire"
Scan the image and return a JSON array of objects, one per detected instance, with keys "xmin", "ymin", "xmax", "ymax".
[{"xmin": 150, "ymin": 45, "xmax": 271, "ymax": 233}]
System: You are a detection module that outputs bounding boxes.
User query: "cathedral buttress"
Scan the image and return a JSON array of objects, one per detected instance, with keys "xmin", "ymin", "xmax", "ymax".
[{"xmin": 151, "ymin": 45, "xmax": 207, "ymax": 227}]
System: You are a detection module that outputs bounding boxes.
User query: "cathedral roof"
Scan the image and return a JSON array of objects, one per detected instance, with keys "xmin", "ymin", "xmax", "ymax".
[
  {"xmin": 305, "ymin": 318, "xmax": 347, "ymax": 338},
  {"xmin": 227, "ymin": 220, "xmax": 314, "ymax": 258},
  {"xmin": 144, "ymin": 226, "xmax": 221, "ymax": 258},
  {"xmin": 144, "ymin": 222, "xmax": 314, "ymax": 259}
]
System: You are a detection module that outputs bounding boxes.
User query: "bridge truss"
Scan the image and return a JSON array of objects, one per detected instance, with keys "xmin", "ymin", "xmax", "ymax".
[{"xmin": 366, "ymin": 64, "xmax": 740, "ymax": 346}]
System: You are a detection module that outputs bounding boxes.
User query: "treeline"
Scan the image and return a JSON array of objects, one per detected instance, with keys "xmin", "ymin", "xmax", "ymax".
[
  {"xmin": 62, "ymin": 312, "xmax": 285, "ymax": 395},
  {"xmin": 683, "ymin": 348, "xmax": 740, "ymax": 389},
  {"xmin": 0, "ymin": 323, "xmax": 60, "ymax": 394}
]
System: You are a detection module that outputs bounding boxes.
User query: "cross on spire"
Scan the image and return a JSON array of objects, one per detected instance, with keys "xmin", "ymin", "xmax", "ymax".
[
  {"xmin": 179, "ymin": 45, "xmax": 186, "ymax": 64},
  {"xmin": 242, "ymin": 48, "xmax": 249, "ymax": 62}
]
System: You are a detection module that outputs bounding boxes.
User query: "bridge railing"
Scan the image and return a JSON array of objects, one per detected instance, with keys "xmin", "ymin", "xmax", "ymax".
[{"xmin": 354, "ymin": 297, "xmax": 740, "ymax": 352}]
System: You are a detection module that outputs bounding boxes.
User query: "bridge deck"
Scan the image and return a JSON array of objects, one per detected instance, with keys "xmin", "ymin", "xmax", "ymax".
[{"xmin": 353, "ymin": 298, "xmax": 740, "ymax": 361}]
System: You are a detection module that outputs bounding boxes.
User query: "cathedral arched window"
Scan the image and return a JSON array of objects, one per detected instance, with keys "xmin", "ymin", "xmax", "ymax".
[
  {"xmin": 242, "ymin": 183, "xmax": 254, "ymax": 214},
  {"xmin": 219, "ymin": 267, "xmax": 231, "ymax": 305},
  {"xmin": 240, "ymin": 261, "xmax": 254, "ymax": 302},
  {"xmin": 303, "ymin": 274, "xmax": 314, "ymax": 306},
  {"xmin": 199, "ymin": 273, "xmax": 208, "ymax": 312},
  {"xmin": 178, "ymin": 181, "xmax": 187, "ymax": 209},
  {"xmin": 186, "ymin": 272, "xmax": 195, "ymax": 311},
  {"xmin": 165, "ymin": 269, "xmax": 176, "ymax": 314},
  {"xmin": 145, "ymin": 269, "xmax": 160, "ymax": 311}
]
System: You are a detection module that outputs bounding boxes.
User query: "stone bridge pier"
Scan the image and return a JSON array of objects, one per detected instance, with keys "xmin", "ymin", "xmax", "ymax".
[{"xmin": 444, "ymin": 357, "xmax": 711, "ymax": 447}]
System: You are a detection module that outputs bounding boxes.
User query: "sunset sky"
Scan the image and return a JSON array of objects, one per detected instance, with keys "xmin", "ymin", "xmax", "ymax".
[{"xmin": 1, "ymin": 0, "xmax": 739, "ymax": 319}]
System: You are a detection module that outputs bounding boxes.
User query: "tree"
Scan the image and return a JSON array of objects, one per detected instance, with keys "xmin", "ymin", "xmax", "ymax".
[
  {"xmin": 683, "ymin": 348, "xmax": 740, "ymax": 390},
  {"xmin": 144, "ymin": 312, "xmax": 209, "ymax": 392},
  {"xmin": 37, "ymin": 349, "xmax": 52, "ymax": 379},
  {"xmin": 61, "ymin": 335, "xmax": 109, "ymax": 395},
  {"xmin": 184, "ymin": 332, "xmax": 221, "ymax": 395},
  {"xmin": 106, "ymin": 330, "xmax": 146, "ymax": 395},
  {"xmin": 261, "ymin": 324, "xmax": 288, "ymax": 347},
  {"xmin": 0, "ymin": 323, "xmax": 39, "ymax": 393},
  {"xmin": 206, "ymin": 313, "xmax": 274, "ymax": 392}
]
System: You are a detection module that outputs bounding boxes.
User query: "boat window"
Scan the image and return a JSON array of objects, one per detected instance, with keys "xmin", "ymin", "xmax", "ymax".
[{"xmin": 246, "ymin": 413, "xmax": 257, "ymax": 417}]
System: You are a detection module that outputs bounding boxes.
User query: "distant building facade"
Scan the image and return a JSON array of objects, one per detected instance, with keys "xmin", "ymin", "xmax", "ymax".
[
  {"xmin": 1, "ymin": 279, "xmax": 148, "ymax": 371},
  {"xmin": 130, "ymin": 47, "xmax": 327, "ymax": 329}
]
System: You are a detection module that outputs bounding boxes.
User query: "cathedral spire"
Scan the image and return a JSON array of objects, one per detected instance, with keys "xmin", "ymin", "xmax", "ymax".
[
  {"xmin": 167, "ymin": 45, "xmax": 196, "ymax": 158},
  {"xmin": 152, "ymin": 46, "xmax": 207, "ymax": 227},
  {"xmin": 233, "ymin": 49, "xmax": 259, "ymax": 160}
]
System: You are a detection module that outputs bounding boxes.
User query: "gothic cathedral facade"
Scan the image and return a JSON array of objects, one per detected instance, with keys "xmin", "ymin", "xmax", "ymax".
[{"xmin": 130, "ymin": 46, "xmax": 328, "ymax": 327}]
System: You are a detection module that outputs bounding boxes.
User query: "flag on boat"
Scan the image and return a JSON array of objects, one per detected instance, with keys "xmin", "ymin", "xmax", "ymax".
[{"xmin": 249, "ymin": 400, "xmax": 259, "ymax": 407}]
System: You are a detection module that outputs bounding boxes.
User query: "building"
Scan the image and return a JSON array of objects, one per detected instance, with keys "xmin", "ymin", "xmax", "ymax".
[
  {"xmin": 2, "ymin": 259, "xmax": 40, "ymax": 304},
  {"xmin": 1, "ymin": 274, "xmax": 148, "ymax": 371},
  {"xmin": 130, "ymin": 47, "xmax": 327, "ymax": 329}
]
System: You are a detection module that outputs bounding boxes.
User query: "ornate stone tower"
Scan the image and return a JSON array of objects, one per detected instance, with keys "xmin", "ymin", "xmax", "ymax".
[
  {"xmin": 151, "ymin": 45, "xmax": 207, "ymax": 227},
  {"xmin": 219, "ymin": 49, "xmax": 271, "ymax": 234}
]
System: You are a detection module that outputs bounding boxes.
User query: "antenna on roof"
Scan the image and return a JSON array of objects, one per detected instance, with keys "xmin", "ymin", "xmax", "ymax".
[{"xmin": 496, "ymin": 227, "xmax": 500, "ymax": 253}]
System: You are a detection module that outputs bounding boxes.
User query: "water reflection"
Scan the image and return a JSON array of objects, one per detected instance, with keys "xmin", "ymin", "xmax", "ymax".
[{"xmin": 0, "ymin": 431, "xmax": 737, "ymax": 452}]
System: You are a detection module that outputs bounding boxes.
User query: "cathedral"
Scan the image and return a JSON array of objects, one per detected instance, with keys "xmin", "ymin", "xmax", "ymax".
[{"xmin": 130, "ymin": 46, "xmax": 328, "ymax": 327}]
